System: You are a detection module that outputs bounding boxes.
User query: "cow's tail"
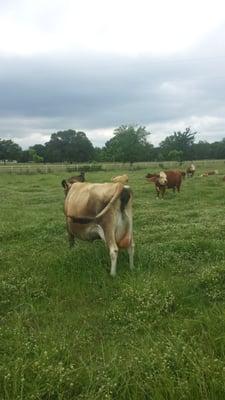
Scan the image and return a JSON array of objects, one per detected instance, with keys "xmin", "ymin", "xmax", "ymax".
[{"xmin": 68, "ymin": 183, "xmax": 130, "ymax": 224}]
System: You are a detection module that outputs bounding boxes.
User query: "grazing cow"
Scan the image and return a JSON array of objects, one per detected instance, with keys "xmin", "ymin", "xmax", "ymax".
[
  {"xmin": 61, "ymin": 181, "xmax": 134, "ymax": 277},
  {"xmin": 111, "ymin": 174, "xmax": 129, "ymax": 184},
  {"xmin": 62, "ymin": 172, "xmax": 85, "ymax": 196},
  {"xmin": 146, "ymin": 170, "xmax": 182, "ymax": 199},
  {"xmin": 186, "ymin": 163, "xmax": 196, "ymax": 178}
]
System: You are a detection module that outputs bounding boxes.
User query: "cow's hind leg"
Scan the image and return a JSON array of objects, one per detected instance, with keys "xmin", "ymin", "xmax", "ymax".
[
  {"xmin": 102, "ymin": 217, "xmax": 119, "ymax": 277},
  {"xmin": 109, "ymin": 243, "xmax": 119, "ymax": 277}
]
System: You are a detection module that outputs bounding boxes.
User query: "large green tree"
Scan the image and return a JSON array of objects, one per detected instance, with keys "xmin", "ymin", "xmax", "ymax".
[
  {"xmin": 0, "ymin": 139, "xmax": 22, "ymax": 162},
  {"xmin": 159, "ymin": 127, "xmax": 196, "ymax": 160},
  {"xmin": 104, "ymin": 125, "xmax": 152, "ymax": 163},
  {"xmin": 45, "ymin": 130, "xmax": 94, "ymax": 162}
]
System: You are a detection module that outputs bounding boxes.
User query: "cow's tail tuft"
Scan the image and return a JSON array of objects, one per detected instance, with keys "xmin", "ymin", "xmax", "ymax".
[{"xmin": 120, "ymin": 186, "xmax": 132, "ymax": 212}]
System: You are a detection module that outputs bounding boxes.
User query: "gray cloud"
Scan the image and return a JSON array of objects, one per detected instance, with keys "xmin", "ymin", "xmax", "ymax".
[{"xmin": 1, "ymin": 23, "xmax": 225, "ymax": 148}]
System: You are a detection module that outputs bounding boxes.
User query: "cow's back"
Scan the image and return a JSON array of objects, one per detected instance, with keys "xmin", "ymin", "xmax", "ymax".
[
  {"xmin": 65, "ymin": 182, "xmax": 123, "ymax": 218},
  {"xmin": 165, "ymin": 170, "xmax": 182, "ymax": 188}
]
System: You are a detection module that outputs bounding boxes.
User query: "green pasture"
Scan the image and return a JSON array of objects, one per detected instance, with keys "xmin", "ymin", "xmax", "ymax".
[{"xmin": 1, "ymin": 163, "xmax": 225, "ymax": 399}]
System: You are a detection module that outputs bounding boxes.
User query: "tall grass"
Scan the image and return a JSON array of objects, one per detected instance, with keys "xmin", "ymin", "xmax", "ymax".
[{"xmin": 1, "ymin": 164, "xmax": 225, "ymax": 399}]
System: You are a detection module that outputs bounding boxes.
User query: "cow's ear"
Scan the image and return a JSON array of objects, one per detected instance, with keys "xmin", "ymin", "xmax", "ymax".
[{"xmin": 61, "ymin": 179, "xmax": 69, "ymax": 189}]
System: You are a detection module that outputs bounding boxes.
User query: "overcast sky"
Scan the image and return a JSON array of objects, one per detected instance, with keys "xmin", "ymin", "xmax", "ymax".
[{"xmin": 1, "ymin": 0, "xmax": 225, "ymax": 148}]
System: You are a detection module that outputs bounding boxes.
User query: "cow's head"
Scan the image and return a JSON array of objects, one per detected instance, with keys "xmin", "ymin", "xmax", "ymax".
[
  {"xmin": 61, "ymin": 179, "xmax": 73, "ymax": 197},
  {"xmin": 158, "ymin": 171, "xmax": 167, "ymax": 185},
  {"xmin": 145, "ymin": 173, "xmax": 155, "ymax": 179},
  {"xmin": 79, "ymin": 171, "xmax": 85, "ymax": 181},
  {"xmin": 147, "ymin": 175, "xmax": 159, "ymax": 183}
]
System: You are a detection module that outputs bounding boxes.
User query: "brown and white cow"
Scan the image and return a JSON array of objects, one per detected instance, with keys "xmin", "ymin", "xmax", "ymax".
[
  {"xmin": 146, "ymin": 170, "xmax": 182, "ymax": 199},
  {"xmin": 62, "ymin": 181, "xmax": 134, "ymax": 277},
  {"xmin": 186, "ymin": 163, "xmax": 195, "ymax": 178}
]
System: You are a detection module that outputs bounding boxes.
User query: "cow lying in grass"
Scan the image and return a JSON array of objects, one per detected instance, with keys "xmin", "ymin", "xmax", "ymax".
[
  {"xmin": 146, "ymin": 170, "xmax": 182, "ymax": 199},
  {"xmin": 111, "ymin": 174, "xmax": 129, "ymax": 184},
  {"xmin": 200, "ymin": 170, "xmax": 219, "ymax": 177},
  {"xmin": 61, "ymin": 180, "xmax": 134, "ymax": 276}
]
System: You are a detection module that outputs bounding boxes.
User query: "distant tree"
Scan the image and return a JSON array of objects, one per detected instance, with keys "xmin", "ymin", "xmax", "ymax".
[
  {"xmin": 159, "ymin": 127, "xmax": 196, "ymax": 160},
  {"xmin": 20, "ymin": 150, "xmax": 32, "ymax": 163},
  {"xmin": 192, "ymin": 141, "xmax": 212, "ymax": 160},
  {"xmin": 30, "ymin": 144, "xmax": 46, "ymax": 161},
  {"xmin": 210, "ymin": 139, "xmax": 225, "ymax": 159},
  {"xmin": 94, "ymin": 147, "xmax": 105, "ymax": 162},
  {"xmin": 45, "ymin": 130, "xmax": 94, "ymax": 162},
  {"xmin": 0, "ymin": 139, "xmax": 22, "ymax": 162},
  {"xmin": 168, "ymin": 149, "xmax": 183, "ymax": 162},
  {"xmin": 156, "ymin": 151, "xmax": 164, "ymax": 161},
  {"xmin": 104, "ymin": 125, "xmax": 152, "ymax": 163},
  {"xmin": 28, "ymin": 148, "xmax": 43, "ymax": 163}
]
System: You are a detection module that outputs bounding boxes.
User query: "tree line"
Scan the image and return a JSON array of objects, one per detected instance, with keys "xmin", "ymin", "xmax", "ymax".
[{"xmin": 1, "ymin": 125, "xmax": 225, "ymax": 163}]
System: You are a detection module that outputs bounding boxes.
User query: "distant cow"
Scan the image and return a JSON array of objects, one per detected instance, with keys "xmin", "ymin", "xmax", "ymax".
[
  {"xmin": 62, "ymin": 181, "xmax": 134, "ymax": 277},
  {"xmin": 111, "ymin": 174, "xmax": 129, "ymax": 184},
  {"xmin": 200, "ymin": 170, "xmax": 219, "ymax": 177},
  {"xmin": 146, "ymin": 170, "xmax": 182, "ymax": 199},
  {"xmin": 186, "ymin": 163, "xmax": 196, "ymax": 178},
  {"xmin": 62, "ymin": 172, "xmax": 85, "ymax": 196}
]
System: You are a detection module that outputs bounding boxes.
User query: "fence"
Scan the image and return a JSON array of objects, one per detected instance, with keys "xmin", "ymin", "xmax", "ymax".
[{"xmin": 0, "ymin": 160, "xmax": 224, "ymax": 175}]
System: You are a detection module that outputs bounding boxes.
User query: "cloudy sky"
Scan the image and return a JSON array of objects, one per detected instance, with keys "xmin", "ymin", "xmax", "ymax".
[{"xmin": 1, "ymin": 0, "xmax": 225, "ymax": 148}]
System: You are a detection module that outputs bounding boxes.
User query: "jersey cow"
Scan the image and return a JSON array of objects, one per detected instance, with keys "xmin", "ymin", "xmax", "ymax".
[
  {"xmin": 62, "ymin": 181, "xmax": 134, "ymax": 277},
  {"xmin": 146, "ymin": 170, "xmax": 182, "ymax": 199}
]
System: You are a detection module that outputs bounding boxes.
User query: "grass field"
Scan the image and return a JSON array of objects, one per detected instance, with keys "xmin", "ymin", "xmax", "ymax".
[{"xmin": 1, "ymin": 164, "xmax": 225, "ymax": 399}]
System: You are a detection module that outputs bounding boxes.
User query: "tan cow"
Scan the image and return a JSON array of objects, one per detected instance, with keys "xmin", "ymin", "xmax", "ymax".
[
  {"xmin": 111, "ymin": 174, "xmax": 129, "ymax": 184},
  {"xmin": 62, "ymin": 181, "xmax": 134, "ymax": 277}
]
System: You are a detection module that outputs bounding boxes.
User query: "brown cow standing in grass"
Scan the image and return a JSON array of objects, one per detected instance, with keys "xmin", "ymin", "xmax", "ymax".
[
  {"xmin": 61, "ymin": 181, "xmax": 134, "ymax": 277},
  {"xmin": 146, "ymin": 170, "xmax": 182, "ymax": 199}
]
